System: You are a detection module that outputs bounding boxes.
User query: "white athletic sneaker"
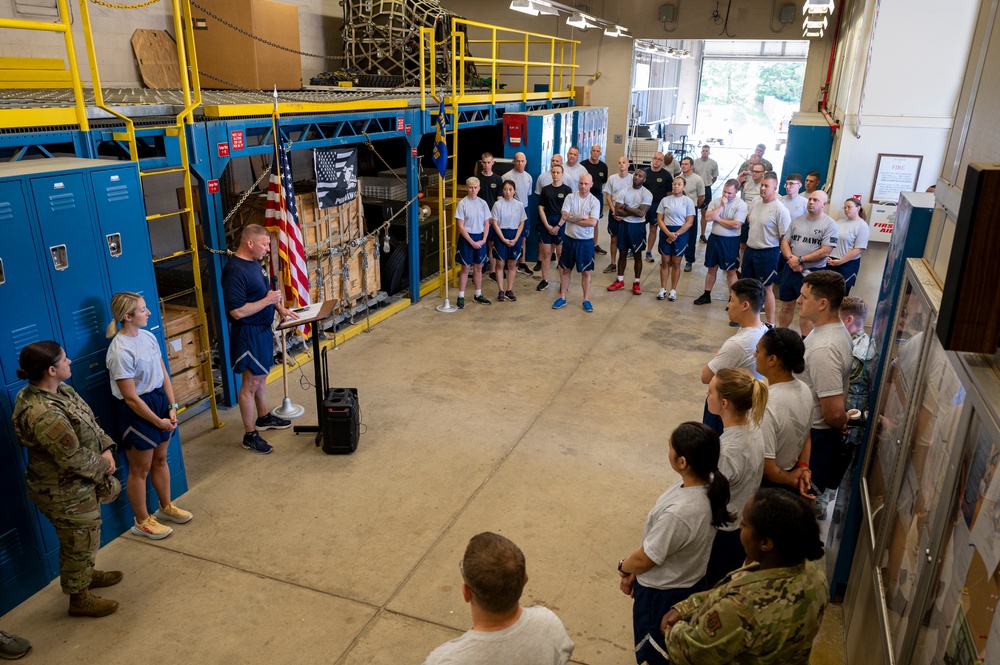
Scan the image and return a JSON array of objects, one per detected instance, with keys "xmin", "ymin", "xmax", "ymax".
[
  {"xmin": 657, "ymin": 289, "xmax": 667, "ymax": 301},
  {"xmin": 668, "ymin": 289, "xmax": 677, "ymax": 301}
]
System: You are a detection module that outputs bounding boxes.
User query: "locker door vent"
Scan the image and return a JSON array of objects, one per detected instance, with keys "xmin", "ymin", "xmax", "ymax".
[
  {"xmin": 0, "ymin": 201, "xmax": 12, "ymax": 221},
  {"xmin": 47, "ymin": 193, "xmax": 77, "ymax": 213},
  {"xmin": 105, "ymin": 185, "xmax": 130, "ymax": 203},
  {"xmin": 0, "ymin": 527, "xmax": 25, "ymax": 567},
  {"xmin": 11, "ymin": 324, "xmax": 40, "ymax": 353},
  {"xmin": 72, "ymin": 306, "xmax": 99, "ymax": 340}
]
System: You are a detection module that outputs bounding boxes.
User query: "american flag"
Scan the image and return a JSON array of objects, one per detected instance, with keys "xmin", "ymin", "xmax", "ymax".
[{"xmin": 264, "ymin": 138, "xmax": 310, "ymax": 329}]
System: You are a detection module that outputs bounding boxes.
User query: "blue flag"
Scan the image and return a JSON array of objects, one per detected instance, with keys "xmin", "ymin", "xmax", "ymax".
[{"xmin": 432, "ymin": 99, "xmax": 448, "ymax": 177}]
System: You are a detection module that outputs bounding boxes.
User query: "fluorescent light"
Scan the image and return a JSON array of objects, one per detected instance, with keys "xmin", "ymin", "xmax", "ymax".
[
  {"xmin": 566, "ymin": 12, "xmax": 598, "ymax": 29},
  {"xmin": 803, "ymin": 16, "xmax": 828, "ymax": 29},
  {"xmin": 604, "ymin": 24, "xmax": 628, "ymax": 37},
  {"xmin": 802, "ymin": 26, "xmax": 825, "ymax": 38},
  {"xmin": 509, "ymin": 0, "xmax": 539, "ymax": 16},
  {"xmin": 532, "ymin": 0, "xmax": 559, "ymax": 15},
  {"xmin": 803, "ymin": 0, "xmax": 835, "ymax": 15}
]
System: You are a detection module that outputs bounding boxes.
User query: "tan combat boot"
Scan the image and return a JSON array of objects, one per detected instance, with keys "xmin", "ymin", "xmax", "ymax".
[
  {"xmin": 89, "ymin": 570, "xmax": 123, "ymax": 589},
  {"xmin": 68, "ymin": 589, "xmax": 118, "ymax": 617}
]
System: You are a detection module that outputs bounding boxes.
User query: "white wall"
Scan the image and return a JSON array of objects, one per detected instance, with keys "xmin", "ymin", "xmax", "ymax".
[
  {"xmin": 0, "ymin": 0, "xmax": 341, "ymax": 87},
  {"xmin": 826, "ymin": 0, "xmax": 979, "ymax": 213}
]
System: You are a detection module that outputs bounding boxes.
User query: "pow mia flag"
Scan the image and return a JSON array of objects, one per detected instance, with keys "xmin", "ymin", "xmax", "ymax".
[{"xmin": 314, "ymin": 146, "xmax": 358, "ymax": 208}]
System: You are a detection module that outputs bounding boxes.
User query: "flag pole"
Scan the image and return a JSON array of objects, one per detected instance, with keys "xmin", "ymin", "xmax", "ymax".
[
  {"xmin": 434, "ymin": 96, "xmax": 457, "ymax": 313},
  {"xmin": 270, "ymin": 85, "xmax": 305, "ymax": 419}
]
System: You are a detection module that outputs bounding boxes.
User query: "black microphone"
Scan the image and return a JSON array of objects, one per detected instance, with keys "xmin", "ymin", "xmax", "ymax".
[{"xmin": 270, "ymin": 275, "xmax": 278, "ymax": 291}]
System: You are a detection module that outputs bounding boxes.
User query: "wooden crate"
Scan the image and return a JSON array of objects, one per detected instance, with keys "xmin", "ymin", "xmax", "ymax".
[
  {"xmin": 306, "ymin": 237, "xmax": 380, "ymax": 307},
  {"xmin": 245, "ymin": 191, "xmax": 365, "ymax": 256},
  {"xmin": 165, "ymin": 330, "xmax": 208, "ymax": 371},
  {"xmin": 162, "ymin": 304, "xmax": 199, "ymax": 337},
  {"xmin": 171, "ymin": 367, "xmax": 210, "ymax": 406},
  {"xmin": 340, "ymin": 238, "xmax": 380, "ymax": 303}
]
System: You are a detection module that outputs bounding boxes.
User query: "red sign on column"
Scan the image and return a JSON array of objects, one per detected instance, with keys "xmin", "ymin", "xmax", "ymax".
[
  {"xmin": 405, "ymin": 124, "xmax": 412, "ymax": 134},
  {"xmin": 397, "ymin": 117, "xmax": 405, "ymax": 132},
  {"xmin": 207, "ymin": 179, "xmax": 220, "ymax": 194},
  {"xmin": 411, "ymin": 147, "xmax": 418, "ymax": 157},
  {"xmin": 230, "ymin": 130, "xmax": 245, "ymax": 151},
  {"xmin": 217, "ymin": 142, "xmax": 230, "ymax": 157}
]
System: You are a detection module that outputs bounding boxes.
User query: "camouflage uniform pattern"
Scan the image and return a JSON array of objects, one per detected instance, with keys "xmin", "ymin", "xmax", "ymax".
[
  {"xmin": 13, "ymin": 383, "xmax": 118, "ymax": 594},
  {"xmin": 665, "ymin": 559, "xmax": 829, "ymax": 665}
]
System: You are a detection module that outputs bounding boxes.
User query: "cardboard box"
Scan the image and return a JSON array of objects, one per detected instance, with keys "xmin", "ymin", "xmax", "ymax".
[
  {"xmin": 191, "ymin": 0, "xmax": 301, "ymax": 91},
  {"xmin": 574, "ymin": 85, "xmax": 591, "ymax": 105}
]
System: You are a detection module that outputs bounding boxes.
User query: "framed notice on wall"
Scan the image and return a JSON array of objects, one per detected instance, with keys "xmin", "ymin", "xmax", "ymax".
[{"xmin": 871, "ymin": 153, "xmax": 922, "ymax": 203}]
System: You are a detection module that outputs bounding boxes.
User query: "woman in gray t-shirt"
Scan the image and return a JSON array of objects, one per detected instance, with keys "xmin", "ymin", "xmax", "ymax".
[
  {"xmin": 616, "ymin": 422, "xmax": 733, "ymax": 665},
  {"xmin": 106, "ymin": 292, "xmax": 191, "ymax": 541},
  {"xmin": 704, "ymin": 367, "xmax": 767, "ymax": 587}
]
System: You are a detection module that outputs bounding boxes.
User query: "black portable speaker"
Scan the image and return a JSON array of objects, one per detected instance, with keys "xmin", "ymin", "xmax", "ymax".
[{"xmin": 318, "ymin": 388, "xmax": 360, "ymax": 454}]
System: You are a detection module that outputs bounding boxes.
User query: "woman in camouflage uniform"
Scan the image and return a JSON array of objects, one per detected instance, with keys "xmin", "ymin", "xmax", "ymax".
[
  {"xmin": 13, "ymin": 341, "xmax": 123, "ymax": 618},
  {"xmin": 662, "ymin": 489, "xmax": 829, "ymax": 664}
]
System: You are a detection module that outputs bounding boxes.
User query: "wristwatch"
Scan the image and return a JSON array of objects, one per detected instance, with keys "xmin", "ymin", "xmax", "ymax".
[
  {"xmin": 618, "ymin": 559, "xmax": 626, "ymax": 574},
  {"xmin": 168, "ymin": 403, "xmax": 180, "ymax": 410}
]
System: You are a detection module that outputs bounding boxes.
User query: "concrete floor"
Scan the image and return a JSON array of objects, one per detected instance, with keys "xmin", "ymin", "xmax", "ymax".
[{"xmin": 2, "ymin": 236, "xmax": 884, "ymax": 664}]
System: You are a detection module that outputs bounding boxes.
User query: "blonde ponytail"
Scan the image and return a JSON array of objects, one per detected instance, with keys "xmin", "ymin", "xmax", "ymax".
[
  {"xmin": 715, "ymin": 367, "xmax": 768, "ymax": 426},
  {"xmin": 106, "ymin": 291, "xmax": 142, "ymax": 339},
  {"xmin": 749, "ymin": 378, "xmax": 768, "ymax": 428}
]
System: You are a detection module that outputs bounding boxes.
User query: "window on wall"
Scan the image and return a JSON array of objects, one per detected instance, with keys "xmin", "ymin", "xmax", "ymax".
[
  {"xmin": 695, "ymin": 40, "xmax": 809, "ymax": 180},
  {"xmin": 630, "ymin": 41, "xmax": 686, "ymax": 139}
]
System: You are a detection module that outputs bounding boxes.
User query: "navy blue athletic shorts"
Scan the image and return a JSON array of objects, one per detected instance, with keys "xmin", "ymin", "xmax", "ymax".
[
  {"xmin": 492, "ymin": 228, "xmax": 523, "ymax": 262},
  {"xmin": 616, "ymin": 222, "xmax": 647, "ymax": 255},
  {"xmin": 117, "ymin": 387, "xmax": 172, "ymax": 451},
  {"xmin": 231, "ymin": 322, "xmax": 273, "ymax": 376},
  {"xmin": 741, "ymin": 246, "xmax": 781, "ymax": 286},
  {"xmin": 632, "ymin": 578, "xmax": 706, "ymax": 665},
  {"xmin": 779, "ymin": 265, "xmax": 806, "ymax": 302},
  {"xmin": 658, "ymin": 226, "xmax": 687, "ymax": 256},
  {"xmin": 456, "ymin": 232, "xmax": 488, "ymax": 265},
  {"xmin": 558, "ymin": 237, "xmax": 596, "ymax": 272},
  {"xmin": 705, "ymin": 235, "xmax": 740, "ymax": 270}
]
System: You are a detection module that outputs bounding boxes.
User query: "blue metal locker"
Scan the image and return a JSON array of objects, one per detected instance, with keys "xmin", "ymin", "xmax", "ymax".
[
  {"xmin": 90, "ymin": 166, "xmax": 163, "ymax": 335},
  {"xmin": 0, "ymin": 390, "xmax": 50, "ymax": 613},
  {"xmin": 503, "ymin": 110, "xmax": 558, "ymax": 262},
  {"xmin": 0, "ymin": 181, "xmax": 58, "ymax": 386},
  {"xmin": 29, "ymin": 172, "xmax": 110, "ymax": 360},
  {"xmin": 0, "ymin": 158, "xmax": 189, "ymax": 615}
]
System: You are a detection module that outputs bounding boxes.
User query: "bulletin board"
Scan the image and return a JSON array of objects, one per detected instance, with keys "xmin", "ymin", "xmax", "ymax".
[{"xmin": 871, "ymin": 154, "xmax": 923, "ymax": 203}]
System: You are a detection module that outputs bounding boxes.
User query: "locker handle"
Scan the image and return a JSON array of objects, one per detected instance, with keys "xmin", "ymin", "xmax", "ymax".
[
  {"xmin": 106, "ymin": 233, "xmax": 122, "ymax": 258},
  {"xmin": 0, "ymin": 258, "xmax": 4, "ymax": 285},
  {"xmin": 49, "ymin": 244, "xmax": 69, "ymax": 271}
]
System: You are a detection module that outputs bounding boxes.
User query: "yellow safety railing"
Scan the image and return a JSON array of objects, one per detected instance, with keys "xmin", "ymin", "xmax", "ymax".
[
  {"xmin": 449, "ymin": 19, "xmax": 578, "ymax": 104},
  {"xmin": 0, "ymin": 0, "xmax": 89, "ymax": 129}
]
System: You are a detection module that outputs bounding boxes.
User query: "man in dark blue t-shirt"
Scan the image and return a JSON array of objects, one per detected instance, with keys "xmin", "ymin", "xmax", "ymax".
[{"xmin": 221, "ymin": 223, "xmax": 298, "ymax": 454}]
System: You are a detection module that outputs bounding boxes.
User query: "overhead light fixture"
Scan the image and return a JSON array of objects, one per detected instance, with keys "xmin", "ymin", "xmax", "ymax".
[
  {"xmin": 802, "ymin": 0, "xmax": 835, "ymax": 15},
  {"xmin": 532, "ymin": 0, "xmax": 559, "ymax": 15},
  {"xmin": 566, "ymin": 12, "xmax": 599, "ymax": 30},
  {"xmin": 603, "ymin": 24, "xmax": 628, "ymax": 37},
  {"xmin": 803, "ymin": 16, "xmax": 828, "ymax": 30},
  {"xmin": 802, "ymin": 2, "xmax": 830, "ymax": 38},
  {"xmin": 509, "ymin": 0, "xmax": 539, "ymax": 16}
]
